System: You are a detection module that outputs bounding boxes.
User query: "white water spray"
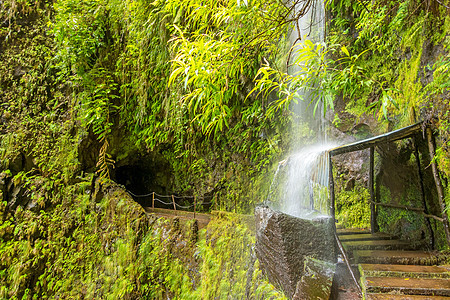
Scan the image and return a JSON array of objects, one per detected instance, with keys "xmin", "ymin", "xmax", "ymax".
[
  {"xmin": 268, "ymin": 0, "xmax": 338, "ymax": 219},
  {"xmin": 282, "ymin": 143, "xmax": 336, "ymax": 218}
]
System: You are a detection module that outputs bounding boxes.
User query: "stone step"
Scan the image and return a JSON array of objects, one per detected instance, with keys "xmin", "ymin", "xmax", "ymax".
[
  {"xmin": 354, "ymin": 250, "xmax": 438, "ymax": 265},
  {"xmin": 366, "ymin": 293, "xmax": 450, "ymax": 299},
  {"xmin": 359, "ymin": 264, "xmax": 450, "ymax": 279},
  {"xmin": 338, "ymin": 233, "xmax": 394, "ymax": 242},
  {"xmin": 343, "ymin": 239, "xmax": 413, "ymax": 252},
  {"xmin": 363, "ymin": 277, "xmax": 450, "ymax": 297},
  {"xmin": 337, "ymin": 228, "xmax": 370, "ymax": 235}
]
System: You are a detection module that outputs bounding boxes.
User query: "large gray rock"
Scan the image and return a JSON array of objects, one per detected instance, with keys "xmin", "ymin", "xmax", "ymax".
[
  {"xmin": 255, "ymin": 206, "xmax": 336, "ymax": 298},
  {"xmin": 293, "ymin": 257, "xmax": 336, "ymax": 300}
]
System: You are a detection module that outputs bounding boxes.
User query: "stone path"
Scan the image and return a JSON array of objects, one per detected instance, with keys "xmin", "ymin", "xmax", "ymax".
[
  {"xmin": 337, "ymin": 228, "xmax": 450, "ymax": 299},
  {"xmin": 144, "ymin": 207, "xmax": 211, "ymax": 229}
]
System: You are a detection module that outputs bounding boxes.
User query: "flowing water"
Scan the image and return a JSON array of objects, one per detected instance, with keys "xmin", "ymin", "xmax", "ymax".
[
  {"xmin": 257, "ymin": 3, "xmax": 339, "ymax": 297},
  {"xmin": 267, "ymin": 143, "xmax": 336, "ymax": 218},
  {"xmin": 282, "ymin": 143, "xmax": 336, "ymax": 217},
  {"xmin": 267, "ymin": 0, "xmax": 338, "ymax": 219},
  {"xmin": 288, "ymin": 0, "xmax": 326, "ymax": 136}
]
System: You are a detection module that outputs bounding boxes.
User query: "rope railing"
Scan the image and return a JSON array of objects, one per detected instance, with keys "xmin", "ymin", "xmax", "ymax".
[
  {"xmin": 126, "ymin": 189, "xmax": 214, "ymax": 214},
  {"xmin": 128, "ymin": 190, "xmax": 211, "ymax": 200}
]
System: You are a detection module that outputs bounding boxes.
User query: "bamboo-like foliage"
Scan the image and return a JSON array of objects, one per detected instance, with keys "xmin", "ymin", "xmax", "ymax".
[
  {"xmin": 166, "ymin": 0, "xmax": 294, "ymax": 137},
  {"xmin": 50, "ymin": 0, "xmax": 301, "ymax": 184}
]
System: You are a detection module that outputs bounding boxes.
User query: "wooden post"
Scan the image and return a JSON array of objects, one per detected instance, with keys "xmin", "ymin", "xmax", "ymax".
[
  {"xmin": 328, "ymin": 154, "xmax": 336, "ymax": 227},
  {"xmin": 172, "ymin": 195, "xmax": 176, "ymax": 211},
  {"xmin": 194, "ymin": 195, "xmax": 196, "ymax": 219},
  {"xmin": 152, "ymin": 192, "xmax": 155, "ymax": 209},
  {"xmin": 413, "ymin": 136, "xmax": 434, "ymax": 249},
  {"xmin": 369, "ymin": 147, "xmax": 378, "ymax": 233},
  {"xmin": 426, "ymin": 127, "xmax": 450, "ymax": 246}
]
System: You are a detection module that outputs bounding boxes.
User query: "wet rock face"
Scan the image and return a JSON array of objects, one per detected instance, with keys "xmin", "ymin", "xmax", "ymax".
[
  {"xmin": 329, "ymin": 124, "xmax": 370, "ymax": 187},
  {"xmin": 293, "ymin": 257, "xmax": 336, "ymax": 300},
  {"xmin": 255, "ymin": 206, "xmax": 336, "ymax": 298}
]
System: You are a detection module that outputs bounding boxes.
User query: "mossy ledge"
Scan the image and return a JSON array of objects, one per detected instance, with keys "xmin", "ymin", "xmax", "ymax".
[{"xmin": 0, "ymin": 178, "xmax": 286, "ymax": 299}]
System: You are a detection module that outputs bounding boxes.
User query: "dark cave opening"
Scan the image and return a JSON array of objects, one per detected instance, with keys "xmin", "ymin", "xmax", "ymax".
[
  {"xmin": 112, "ymin": 155, "xmax": 215, "ymax": 212},
  {"xmin": 113, "ymin": 155, "xmax": 173, "ymax": 208}
]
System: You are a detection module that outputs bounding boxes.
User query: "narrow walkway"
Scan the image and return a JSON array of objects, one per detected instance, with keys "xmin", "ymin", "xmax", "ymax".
[
  {"xmin": 144, "ymin": 207, "xmax": 211, "ymax": 229},
  {"xmin": 337, "ymin": 228, "xmax": 450, "ymax": 299}
]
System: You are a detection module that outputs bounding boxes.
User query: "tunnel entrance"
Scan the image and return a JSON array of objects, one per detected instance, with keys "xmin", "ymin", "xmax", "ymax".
[
  {"xmin": 112, "ymin": 153, "xmax": 215, "ymax": 212},
  {"xmin": 113, "ymin": 154, "xmax": 174, "ymax": 208}
]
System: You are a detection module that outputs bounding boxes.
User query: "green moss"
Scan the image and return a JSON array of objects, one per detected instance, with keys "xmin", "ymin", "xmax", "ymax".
[
  {"xmin": 336, "ymin": 185, "xmax": 371, "ymax": 229},
  {"xmin": 0, "ymin": 179, "xmax": 286, "ymax": 299},
  {"xmin": 2, "ymin": 0, "xmax": 450, "ymax": 297},
  {"xmin": 376, "ymin": 184, "xmax": 430, "ymax": 246},
  {"xmin": 391, "ymin": 39, "xmax": 424, "ymax": 126}
]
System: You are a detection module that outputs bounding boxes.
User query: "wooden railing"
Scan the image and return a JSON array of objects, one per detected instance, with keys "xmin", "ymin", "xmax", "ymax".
[{"xmin": 328, "ymin": 121, "xmax": 450, "ymax": 248}]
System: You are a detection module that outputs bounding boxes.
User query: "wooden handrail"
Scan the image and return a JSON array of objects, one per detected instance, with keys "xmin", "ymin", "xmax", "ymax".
[
  {"xmin": 368, "ymin": 201, "xmax": 444, "ymax": 222},
  {"xmin": 328, "ymin": 122, "xmax": 450, "ymax": 247},
  {"xmin": 335, "ymin": 232, "xmax": 362, "ymax": 296},
  {"xmin": 329, "ymin": 122, "xmax": 423, "ymax": 156}
]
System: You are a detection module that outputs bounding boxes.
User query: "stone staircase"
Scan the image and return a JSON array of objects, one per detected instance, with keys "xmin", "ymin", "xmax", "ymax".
[{"xmin": 337, "ymin": 228, "xmax": 450, "ymax": 299}]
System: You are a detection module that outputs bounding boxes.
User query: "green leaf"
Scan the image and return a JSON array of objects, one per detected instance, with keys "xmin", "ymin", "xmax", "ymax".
[{"xmin": 341, "ymin": 45, "xmax": 350, "ymax": 56}]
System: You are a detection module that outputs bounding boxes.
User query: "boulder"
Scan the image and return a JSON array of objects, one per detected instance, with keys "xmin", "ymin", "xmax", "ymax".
[
  {"xmin": 255, "ymin": 206, "xmax": 336, "ymax": 298},
  {"xmin": 293, "ymin": 257, "xmax": 336, "ymax": 300}
]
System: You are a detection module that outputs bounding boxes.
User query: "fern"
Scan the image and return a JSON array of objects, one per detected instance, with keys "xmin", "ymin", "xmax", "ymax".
[{"xmin": 96, "ymin": 138, "xmax": 115, "ymax": 180}]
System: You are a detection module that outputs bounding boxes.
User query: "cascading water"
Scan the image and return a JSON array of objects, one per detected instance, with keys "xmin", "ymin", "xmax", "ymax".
[
  {"xmin": 288, "ymin": 0, "xmax": 326, "ymax": 136},
  {"xmin": 267, "ymin": 0, "xmax": 338, "ymax": 219},
  {"xmin": 256, "ymin": 3, "xmax": 338, "ymax": 296},
  {"xmin": 282, "ymin": 143, "xmax": 336, "ymax": 217}
]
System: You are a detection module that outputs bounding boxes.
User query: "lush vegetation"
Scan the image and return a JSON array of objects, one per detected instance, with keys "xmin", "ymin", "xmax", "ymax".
[
  {"xmin": 0, "ymin": 179, "xmax": 285, "ymax": 299},
  {"xmin": 48, "ymin": 0, "xmax": 297, "ymax": 204},
  {"xmin": 1, "ymin": 0, "xmax": 450, "ymax": 298},
  {"xmin": 0, "ymin": 0, "xmax": 294, "ymax": 298},
  {"xmin": 327, "ymin": 0, "xmax": 450, "ymax": 247},
  {"xmin": 253, "ymin": 0, "xmax": 450, "ymax": 243}
]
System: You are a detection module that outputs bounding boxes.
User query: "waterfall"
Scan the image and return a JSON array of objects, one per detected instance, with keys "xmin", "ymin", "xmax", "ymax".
[
  {"xmin": 288, "ymin": 0, "xmax": 326, "ymax": 138},
  {"xmin": 267, "ymin": 0, "xmax": 337, "ymax": 219},
  {"xmin": 282, "ymin": 143, "xmax": 335, "ymax": 218},
  {"xmin": 256, "ymin": 3, "xmax": 337, "ymax": 296}
]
